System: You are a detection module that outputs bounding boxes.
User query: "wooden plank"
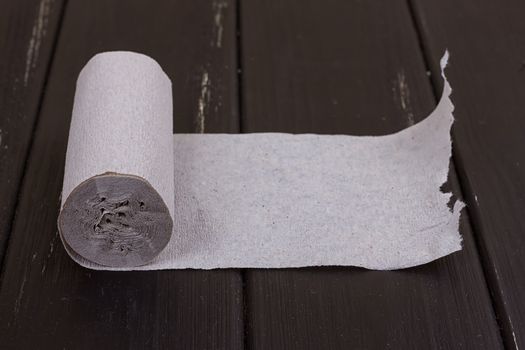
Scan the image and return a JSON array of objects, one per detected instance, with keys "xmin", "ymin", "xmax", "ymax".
[
  {"xmin": 0, "ymin": 1, "xmax": 243, "ymax": 349},
  {"xmin": 240, "ymin": 1, "xmax": 503, "ymax": 348},
  {"xmin": 410, "ymin": 1, "xmax": 525, "ymax": 348},
  {"xmin": 0, "ymin": 0, "xmax": 65, "ymax": 262}
]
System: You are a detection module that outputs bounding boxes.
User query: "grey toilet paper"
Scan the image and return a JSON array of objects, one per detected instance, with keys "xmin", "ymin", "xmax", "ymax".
[{"xmin": 58, "ymin": 51, "xmax": 463, "ymax": 271}]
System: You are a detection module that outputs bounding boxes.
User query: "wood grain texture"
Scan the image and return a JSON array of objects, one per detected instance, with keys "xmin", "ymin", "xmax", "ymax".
[
  {"xmin": 240, "ymin": 1, "xmax": 503, "ymax": 349},
  {"xmin": 0, "ymin": 0, "xmax": 65, "ymax": 263},
  {"xmin": 410, "ymin": 1, "xmax": 525, "ymax": 348},
  {"xmin": 0, "ymin": 1, "xmax": 243, "ymax": 349}
]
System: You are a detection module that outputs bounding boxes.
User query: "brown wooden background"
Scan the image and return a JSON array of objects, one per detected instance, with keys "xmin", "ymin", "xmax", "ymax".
[{"xmin": 1, "ymin": 1, "xmax": 523, "ymax": 349}]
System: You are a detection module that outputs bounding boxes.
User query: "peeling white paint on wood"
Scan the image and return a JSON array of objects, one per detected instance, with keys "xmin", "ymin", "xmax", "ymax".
[
  {"xmin": 24, "ymin": 0, "xmax": 52, "ymax": 86},
  {"xmin": 197, "ymin": 71, "xmax": 210, "ymax": 133},
  {"xmin": 13, "ymin": 274, "xmax": 27, "ymax": 316},
  {"xmin": 41, "ymin": 232, "xmax": 58, "ymax": 275},
  {"xmin": 212, "ymin": 1, "xmax": 227, "ymax": 48},
  {"xmin": 512, "ymin": 330, "xmax": 519, "ymax": 350},
  {"xmin": 393, "ymin": 70, "xmax": 414, "ymax": 126},
  {"xmin": 506, "ymin": 309, "xmax": 520, "ymax": 350}
]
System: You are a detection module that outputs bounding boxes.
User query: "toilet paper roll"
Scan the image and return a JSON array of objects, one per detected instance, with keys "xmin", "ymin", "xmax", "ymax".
[{"xmin": 59, "ymin": 51, "xmax": 463, "ymax": 271}]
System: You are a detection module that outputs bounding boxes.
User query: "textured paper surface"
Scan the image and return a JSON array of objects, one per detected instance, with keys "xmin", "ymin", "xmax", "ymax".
[{"xmin": 60, "ymin": 51, "xmax": 462, "ymax": 271}]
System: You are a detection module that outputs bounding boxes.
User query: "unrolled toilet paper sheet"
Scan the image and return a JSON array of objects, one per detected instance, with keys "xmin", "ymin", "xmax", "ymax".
[{"xmin": 60, "ymin": 51, "xmax": 463, "ymax": 271}]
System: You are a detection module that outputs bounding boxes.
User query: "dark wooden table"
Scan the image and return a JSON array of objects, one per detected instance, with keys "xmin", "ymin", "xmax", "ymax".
[{"xmin": 1, "ymin": 1, "xmax": 523, "ymax": 349}]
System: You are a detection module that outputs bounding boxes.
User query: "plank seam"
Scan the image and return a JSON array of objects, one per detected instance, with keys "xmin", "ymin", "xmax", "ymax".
[
  {"xmin": 241, "ymin": 270, "xmax": 250, "ymax": 350},
  {"xmin": 0, "ymin": 0, "xmax": 69, "ymax": 282},
  {"xmin": 406, "ymin": 1, "xmax": 509, "ymax": 348},
  {"xmin": 236, "ymin": 0, "xmax": 249, "ymax": 349},
  {"xmin": 236, "ymin": 0, "xmax": 245, "ymax": 133}
]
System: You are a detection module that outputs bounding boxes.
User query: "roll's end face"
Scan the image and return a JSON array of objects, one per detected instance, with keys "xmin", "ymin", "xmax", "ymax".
[{"xmin": 58, "ymin": 173, "xmax": 173, "ymax": 268}]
